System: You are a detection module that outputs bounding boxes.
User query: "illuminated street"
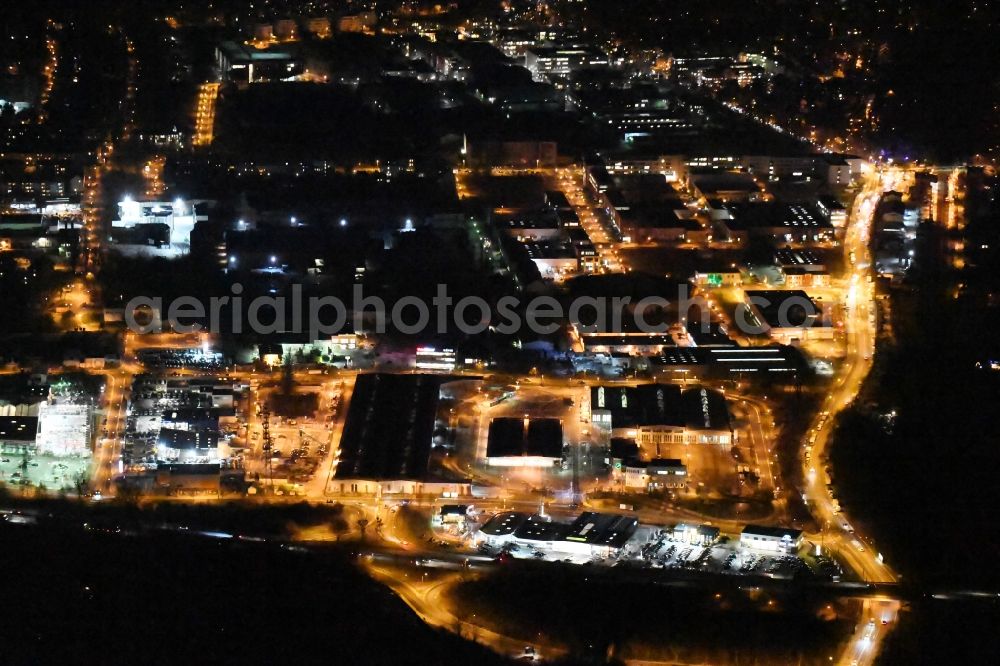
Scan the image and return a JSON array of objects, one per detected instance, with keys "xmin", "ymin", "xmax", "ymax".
[{"xmin": 2, "ymin": 3, "xmax": 999, "ymax": 664}]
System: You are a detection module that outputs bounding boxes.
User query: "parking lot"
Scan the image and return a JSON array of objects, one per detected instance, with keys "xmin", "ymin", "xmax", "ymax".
[
  {"xmin": 0, "ymin": 451, "xmax": 91, "ymax": 491},
  {"xmin": 472, "ymin": 523, "xmax": 843, "ymax": 582},
  {"xmin": 137, "ymin": 348, "xmax": 230, "ymax": 371}
]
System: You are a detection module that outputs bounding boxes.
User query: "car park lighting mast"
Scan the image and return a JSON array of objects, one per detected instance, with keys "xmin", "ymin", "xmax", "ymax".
[{"xmin": 261, "ymin": 406, "xmax": 274, "ymax": 492}]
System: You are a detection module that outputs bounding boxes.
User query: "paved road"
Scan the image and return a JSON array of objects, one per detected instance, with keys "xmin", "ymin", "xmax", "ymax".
[{"xmin": 799, "ymin": 166, "xmax": 913, "ymax": 665}]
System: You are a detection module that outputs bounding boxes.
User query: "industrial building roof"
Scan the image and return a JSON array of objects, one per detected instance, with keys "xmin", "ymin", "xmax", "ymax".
[
  {"xmin": 335, "ymin": 373, "xmax": 466, "ymax": 481},
  {"xmin": 647, "ymin": 458, "xmax": 686, "ymax": 469},
  {"xmin": 744, "ymin": 289, "xmax": 823, "ymax": 329},
  {"xmin": 565, "ymin": 512, "xmax": 638, "ymax": 548},
  {"xmin": 156, "ymin": 428, "xmax": 220, "ymax": 451},
  {"xmin": 0, "ymin": 416, "xmax": 38, "ymax": 442},
  {"xmin": 486, "ymin": 417, "xmax": 563, "ymax": 459},
  {"xmin": 161, "ymin": 407, "xmax": 230, "ymax": 430},
  {"xmin": 725, "ymin": 202, "xmax": 832, "ymax": 231},
  {"xmin": 609, "ymin": 437, "xmax": 639, "ymax": 460},
  {"xmin": 652, "ymin": 345, "xmax": 807, "ymax": 375},
  {"xmin": 773, "ymin": 249, "xmax": 827, "ymax": 269},
  {"xmin": 681, "ymin": 387, "xmax": 731, "ymax": 431},
  {"xmin": 591, "ymin": 384, "xmax": 731, "ymax": 432},
  {"xmin": 514, "ymin": 515, "xmax": 571, "ymax": 542},
  {"xmin": 479, "ymin": 511, "xmax": 529, "ymax": 536},
  {"xmin": 741, "ymin": 524, "xmax": 803, "ymax": 540}
]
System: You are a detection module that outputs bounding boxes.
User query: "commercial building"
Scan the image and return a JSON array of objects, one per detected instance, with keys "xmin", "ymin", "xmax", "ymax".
[
  {"xmin": 498, "ymin": 212, "xmax": 563, "ymax": 241},
  {"xmin": 562, "ymin": 512, "xmax": 639, "ymax": 557},
  {"xmin": 415, "ymin": 347, "xmax": 457, "ymax": 372},
  {"xmin": 602, "ymin": 153, "xmax": 860, "ymax": 191},
  {"xmin": 651, "ymin": 345, "xmax": 807, "ymax": 378},
  {"xmin": 740, "ymin": 524, "xmax": 803, "ymax": 553},
  {"xmin": 824, "ymin": 156, "xmax": 854, "ymax": 186},
  {"xmin": 603, "ymin": 154, "xmax": 688, "ymax": 183},
  {"xmin": 485, "ymin": 417, "xmax": 563, "ymax": 467},
  {"xmin": 581, "ymin": 332, "xmax": 676, "ymax": 355},
  {"xmin": 672, "ymin": 523, "xmax": 721, "ymax": 546},
  {"xmin": 774, "ymin": 250, "xmax": 831, "ymax": 288},
  {"xmin": 464, "ymin": 138, "xmax": 558, "ymax": 168},
  {"xmin": 215, "ymin": 41, "xmax": 301, "ymax": 84},
  {"xmin": 623, "ymin": 457, "xmax": 688, "ymax": 491},
  {"xmin": 608, "ymin": 437, "xmax": 640, "ymax": 472},
  {"xmin": 524, "ymin": 46, "xmax": 609, "ymax": 81},
  {"xmin": 557, "ymin": 208, "xmax": 581, "ymax": 228},
  {"xmin": 121, "ymin": 375, "xmax": 248, "ymax": 488},
  {"xmin": 522, "ymin": 240, "xmax": 579, "ymax": 277},
  {"xmin": 36, "ymin": 402, "xmax": 92, "ymax": 457},
  {"xmin": 714, "ymin": 202, "xmax": 836, "ymax": 245},
  {"xmin": 154, "ymin": 463, "xmax": 221, "ymax": 496},
  {"xmin": 333, "ymin": 373, "xmax": 473, "ymax": 497},
  {"xmin": 478, "ymin": 511, "xmax": 528, "ymax": 548},
  {"xmin": 743, "ymin": 290, "xmax": 834, "ymax": 343},
  {"xmin": 155, "ymin": 428, "xmax": 222, "ymax": 464},
  {"xmin": 817, "ymin": 196, "xmax": 848, "ymax": 228},
  {"xmin": 110, "ymin": 197, "xmax": 209, "ymax": 257},
  {"xmin": 618, "ymin": 206, "xmax": 708, "ymax": 243},
  {"xmin": 601, "ymin": 110, "xmax": 697, "ymax": 139},
  {"xmin": 477, "ymin": 511, "xmax": 639, "ymax": 558},
  {"xmin": 161, "ymin": 407, "xmax": 234, "ymax": 432},
  {"xmin": 591, "ymin": 384, "xmax": 733, "ymax": 449},
  {"xmin": 693, "ymin": 268, "xmax": 744, "ymax": 287},
  {"xmin": 433, "ymin": 504, "xmax": 474, "ymax": 528},
  {"xmin": 587, "ymin": 165, "xmax": 614, "ymax": 195},
  {"xmin": 691, "ymin": 172, "xmax": 764, "ymax": 203}
]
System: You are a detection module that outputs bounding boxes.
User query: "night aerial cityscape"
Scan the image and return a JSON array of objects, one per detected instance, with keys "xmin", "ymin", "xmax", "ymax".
[{"xmin": 2, "ymin": 1, "xmax": 1000, "ymax": 664}]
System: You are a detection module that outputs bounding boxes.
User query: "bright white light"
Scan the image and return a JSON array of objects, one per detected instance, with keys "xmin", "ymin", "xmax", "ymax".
[
  {"xmin": 270, "ymin": 255, "xmax": 277, "ymax": 264},
  {"xmin": 340, "ymin": 218, "xmax": 347, "ymax": 227},
  {"xmin": 290, "ymin": 216, "xmax": 298, "ymax": 225}
]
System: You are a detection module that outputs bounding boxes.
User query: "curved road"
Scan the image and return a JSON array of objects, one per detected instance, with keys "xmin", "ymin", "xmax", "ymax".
[{"xmin": 801, "ymin": 166, "xmax": 912, "ymax": 665}]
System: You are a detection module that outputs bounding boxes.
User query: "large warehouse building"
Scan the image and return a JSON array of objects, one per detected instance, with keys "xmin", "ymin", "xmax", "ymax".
[
  {"xmin": 742, "ymin": 290, "xmax": 834, "ymax": 343},
  {"xmin": 740, "ymin": 524, "xmax": 804, "ymax": 553},
  {"xmin": 332, "ymin": 373, "xmax": 474, "ymax": 497},
  {"xmin": 485, "ymin": 417, "xmax": 563, "ymax": 467},
  {"xmin": 36, "ymin": 402, "xmax": 92, "ymax": 457},
  {"xmin": 477, "ymin": 511, "xmax": 638, "ymax": 558},
  {"xmin": 590, "ymin": 384, "xmax": 733, "ymax": 450}
]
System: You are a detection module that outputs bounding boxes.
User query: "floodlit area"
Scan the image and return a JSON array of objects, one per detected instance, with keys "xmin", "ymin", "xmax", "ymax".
[
  {"xmin": 0, "ymin": 2, "xmax": 988, "ymax": 663},
  {"xmin": 192, "ymin": 82, "xmax": 220, "ymax": 146},
  {"xmin": 0, "ymin": 453, "xmax": 90, "ymax": 491},
  {"xmin": 461, "ymin": 510, "xmax": 835, "ymax": 581}
]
